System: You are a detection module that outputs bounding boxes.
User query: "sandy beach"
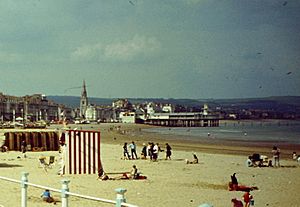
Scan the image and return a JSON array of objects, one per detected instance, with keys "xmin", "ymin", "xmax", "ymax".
[{"xmin": 1, "ymin": 123, "xmax": 300, "ymax": 207}]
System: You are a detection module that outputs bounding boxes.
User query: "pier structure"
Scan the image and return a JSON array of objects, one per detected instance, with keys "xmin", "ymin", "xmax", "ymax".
[{"xmin": 143, "ymin": 112, "xmax": 219, "ymax": 127}]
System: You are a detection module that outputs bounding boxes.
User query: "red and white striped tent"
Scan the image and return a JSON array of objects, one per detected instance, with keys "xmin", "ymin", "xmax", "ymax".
[{"xmin": 63, "ymin": 130, "xmax": 102, "ymax": 175}]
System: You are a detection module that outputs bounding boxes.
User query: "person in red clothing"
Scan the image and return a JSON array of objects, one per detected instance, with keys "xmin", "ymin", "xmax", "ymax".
[
  {"xmin": 231, "ymin": 198, "xmax": 243, "ymax": 207},
  {"xmin": 242, "ymin": 190, "xmax": 253, "ymax": 207}
]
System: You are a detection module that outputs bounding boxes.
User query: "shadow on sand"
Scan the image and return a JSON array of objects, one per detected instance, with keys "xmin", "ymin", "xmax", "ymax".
[{"xmin": 0, "ymin": 163, "xmax": 23, "ymax": 168}]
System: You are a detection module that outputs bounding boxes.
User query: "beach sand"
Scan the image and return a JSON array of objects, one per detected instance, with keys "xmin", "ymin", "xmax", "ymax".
[{"xmin": 0, "ymin": 123, "xmax": 300, "ymax": 207}]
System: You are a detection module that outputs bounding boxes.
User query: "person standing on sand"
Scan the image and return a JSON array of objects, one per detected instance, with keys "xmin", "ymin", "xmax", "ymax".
[
  {"xmin": 141, "ymin": 143, "xmax": 147, "ymax": 159},
  {"xmin": 147, "ymin": 142, "xmax": 154, "ymax": 160},
  {"xmin": 165, "ymin": 143, "xmax": 172, "ymax": 160},
  {"xmin": 123, "ymin": 142, "xmax": 130, "ymax": 160},
  {"xmin": 58, "ymin": 141, "xmax": 67, "ymax": 176},
  {"xmin": 129, "ymin": 141, "xmax": 138, "ymax": 159},
  {"xmin": 20, "ymin": 139, "xmax": 27, "ymax": 158},
  {"xmin": 272, "ymin": 146, "xmax": 280, "ymax": 167},
  {"xmin": 152, "ymin": 143, "xmax": 159, "ymax": 161},
  {"xmin": 242, "ymin": 190, "xmax": 253, "ymax": 207}
]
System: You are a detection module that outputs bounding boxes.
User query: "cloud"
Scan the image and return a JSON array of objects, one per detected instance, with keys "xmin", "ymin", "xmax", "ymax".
[
  {"xmin": 70, "ymin": 35, "xmax": 160, "ymax": 61},
  {"xmin": 70, "ymin": 43, "xmax": 102, "ymax": 60}
]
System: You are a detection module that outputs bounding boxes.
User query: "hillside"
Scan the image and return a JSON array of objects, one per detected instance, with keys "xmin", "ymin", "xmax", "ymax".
[{"xmin": 48, "ymin": 96, "xmax": 300, "ymax": 114}]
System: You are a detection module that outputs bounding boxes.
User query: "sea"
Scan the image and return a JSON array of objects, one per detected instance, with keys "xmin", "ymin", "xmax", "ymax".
[{"xmin": 142, "ymin": 120, "xmax": 300, "ymax": 144}]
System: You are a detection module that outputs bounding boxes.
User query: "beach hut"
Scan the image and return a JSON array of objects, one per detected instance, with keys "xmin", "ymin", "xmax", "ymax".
[
  {"xmin": 3, "ymin": 131, "xmax": 60, "ymax": 151},
  {"xmin": 62, "ymin": 129, "xmax": 102, "ymax": 175}
]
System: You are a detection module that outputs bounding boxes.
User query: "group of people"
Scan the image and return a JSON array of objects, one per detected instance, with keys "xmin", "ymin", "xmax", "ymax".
[
  {"xmin": 123, "ymin": 141, "xmax": 138, "ymax": 160},
  {"xmin": 246, "ymin": 146, "xmax": 281, "ymax": 168},
  {"xmin": 229, "ymin": 173, "xmax": 256, "ymax": 207},
  {"xmin": 123, "ymin": 141, "xmax": 172, "ymax": 161}
]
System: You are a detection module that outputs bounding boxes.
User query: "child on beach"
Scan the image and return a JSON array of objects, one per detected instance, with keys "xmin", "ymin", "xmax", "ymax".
[
  {"xmin": 242, "ymin": 190, "xmax": 253, "ymax": 207},
  {"xmin": 41, "ymin": 189, "xmax": 56, "ymax": 204}
]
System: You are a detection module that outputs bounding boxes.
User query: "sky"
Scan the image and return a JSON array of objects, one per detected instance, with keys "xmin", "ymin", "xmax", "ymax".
[{"xmin": 0, "ymin": 0, "xmax": 299, "ymax": 99}]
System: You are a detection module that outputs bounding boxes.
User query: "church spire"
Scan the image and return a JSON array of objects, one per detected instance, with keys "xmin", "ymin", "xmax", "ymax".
[
  {"xmin": 82, "ymin": 80, "xmax": 87, "ymax": 97},
  {"xmin": 80, "ymin": 80, "xmax": 88, "ymax": 118}
]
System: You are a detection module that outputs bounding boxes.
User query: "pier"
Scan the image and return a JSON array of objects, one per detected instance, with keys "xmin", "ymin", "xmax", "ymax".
[{"xmin": 143, "ymin": 112, "xmax": 219, "ymax": 127}]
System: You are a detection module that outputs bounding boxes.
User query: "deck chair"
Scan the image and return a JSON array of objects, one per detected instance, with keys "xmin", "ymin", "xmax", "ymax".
[
  {"xmin": 39, "ymin": 157, "xmax": 49, "ymax": 172},
  {"xmin": 48, "ymin": 156, "xmax": 55, "ymax": 168}
]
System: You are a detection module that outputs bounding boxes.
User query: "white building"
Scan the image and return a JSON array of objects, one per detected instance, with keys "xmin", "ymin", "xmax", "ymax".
[
  {"xmin": 86, "ymin": 105, "xmax": 97, "ymax": 121},
  {"xmin": 162, "ymin": 104, "xmax": 174, "ymax": 113},
  {"xmin": 119, "ymin": 112, "xmax": 135, "ymax": 123}
]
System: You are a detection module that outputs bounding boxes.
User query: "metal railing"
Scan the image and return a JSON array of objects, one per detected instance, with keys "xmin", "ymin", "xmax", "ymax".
[{"xmin": 0, "ymin": 172, "xmax": 138, "ymax": 207}]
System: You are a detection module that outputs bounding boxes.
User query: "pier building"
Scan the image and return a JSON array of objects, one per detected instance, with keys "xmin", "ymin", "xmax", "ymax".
[{"xmin": 143, "ymin": 112, "xmax": 219, "ymax": 127}]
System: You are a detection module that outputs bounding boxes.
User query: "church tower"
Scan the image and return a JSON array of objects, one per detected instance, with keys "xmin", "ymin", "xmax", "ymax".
[{"xmin": 80, "ymin": 80, "xmax": 88, "ymax": 118}]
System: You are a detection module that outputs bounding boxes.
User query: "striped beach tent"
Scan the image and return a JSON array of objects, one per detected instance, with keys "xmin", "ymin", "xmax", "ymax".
[{"xmin": 63, "ymin": 130, "xmax": 102, "ymax": 175}]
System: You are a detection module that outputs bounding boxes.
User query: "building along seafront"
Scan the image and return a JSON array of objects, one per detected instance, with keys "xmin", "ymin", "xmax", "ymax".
[{"xmin": 0, "ymin": 92, "xmax": 72, "ymax": 125}]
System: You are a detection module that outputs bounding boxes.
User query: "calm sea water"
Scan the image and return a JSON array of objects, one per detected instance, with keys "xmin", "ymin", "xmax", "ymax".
[{"xmin": 143, "ymin": 120, "xmax": 300, "ymax": 144}]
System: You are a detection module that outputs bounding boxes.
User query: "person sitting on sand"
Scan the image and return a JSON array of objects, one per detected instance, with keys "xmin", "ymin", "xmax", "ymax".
[
  {"xmin": 228, "ymin": 182, "xmax": 258, "ymax": 192},
  {"xmin": 115, "ymin": 165, "xmax": 146, "ymax": 180},
  {"xmin": 97, "ymin": 168, "xmax": 109, "ymax": 181},
  {"xmin": 186, "ymin": 153, "xmax": 198, "ymax": 164},
  {"xmin": 41, "ymin": 189, "xmax": 56, "ymax": 204},
  {"xmin": 231, "ymin": 173, "xmax": 238, "ymax": 190},
  {"xmin": 130, "ymin": 165, "xmax": 139, "ymax": 179},
  {"xmin": 231, "ymin": 198, "xmax": 243, "ymax": 207},
  {"xmin": 228, "ymin": 172, "xmax": 259, "ymax": 192},
  {"xmin": 292, "ymin": 152, "xmax": 297, "ymax": 160},
  {"xmin": 246, "ymin": 156, "xmax": 254, "ymax": 167},
  {"xmin": 1, "ymin": 145, "xmax": 8, "ymax": 152}
]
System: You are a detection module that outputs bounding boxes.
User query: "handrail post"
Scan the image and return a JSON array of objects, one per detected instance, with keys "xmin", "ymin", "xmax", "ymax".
[
  {"xmin": 21, "ymin": 172, "xmax": 29, "ymax": 207},
  {"xmin": 115, "ymin": 188, "xmax": 127, "ymax": 207},
  {"xmin": 61, "ymin": 179, "xmax": 70, "ymax": 207}
]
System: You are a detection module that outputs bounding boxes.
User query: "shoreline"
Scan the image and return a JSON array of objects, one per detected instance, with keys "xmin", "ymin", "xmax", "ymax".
[
  {"xmin": 2, "ymin": 121, "xmax": 299, "ymax": 159},
  {"xmin": 53, "ymin": 122, "xmax": 300, "ymax": 159}
]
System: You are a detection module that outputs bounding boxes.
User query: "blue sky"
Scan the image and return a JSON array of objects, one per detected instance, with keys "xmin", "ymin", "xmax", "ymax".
[{"xmin": 0, "ymin": 0, "xmax": 299, "ymax": 99}]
